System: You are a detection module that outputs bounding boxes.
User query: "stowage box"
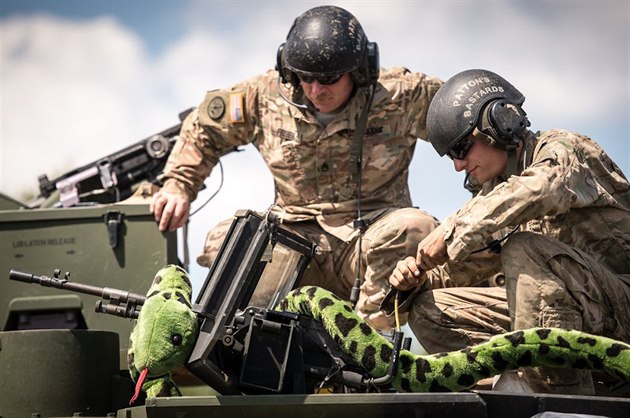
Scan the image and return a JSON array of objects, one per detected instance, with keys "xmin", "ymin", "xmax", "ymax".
[{"xmin": 0, "ymin": 198, "xmax": 177, "ymax": 351}]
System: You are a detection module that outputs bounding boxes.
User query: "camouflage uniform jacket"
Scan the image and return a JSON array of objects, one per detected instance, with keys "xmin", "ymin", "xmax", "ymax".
[
  {"xmin": 441, "ymin": 129, "xmax": 630, "ymax": 284},
  {"xmin": 161, "ymin": 67, "xmax": 442, "ymax": 241}
]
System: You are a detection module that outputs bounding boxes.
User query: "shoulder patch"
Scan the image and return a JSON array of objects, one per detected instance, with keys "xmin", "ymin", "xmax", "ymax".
[{"xmin": 207, "ymin": 96, "xmax": 226, "ymax": 120}]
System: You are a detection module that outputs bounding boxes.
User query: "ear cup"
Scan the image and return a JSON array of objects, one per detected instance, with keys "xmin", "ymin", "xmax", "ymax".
[
  {"xmin": 364, "ymin": 42, "xmax": 380, "ymax": 86},
  {"xmin": 485, "ymin": 99, "xmax": 529, "ymax": 147},
  {"xmin": 352, "ymin": 42, "xmax": 379, "ymax": 87},
  {"xmin": 276, "ymin": 43, "xmax": 299, "ymax": 87},
  {"xmin": 275, "ymin": 43, "xmax": 285, "ymax": 82}
]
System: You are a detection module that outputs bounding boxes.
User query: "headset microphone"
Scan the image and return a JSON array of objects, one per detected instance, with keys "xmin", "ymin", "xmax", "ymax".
[
  {"xmin": 463, "ymin": 171, "xmax": 483, "ymax": 195},
  {"xmin": 276, "ymin": 77, "xmax": 319, "ymax": 112}
]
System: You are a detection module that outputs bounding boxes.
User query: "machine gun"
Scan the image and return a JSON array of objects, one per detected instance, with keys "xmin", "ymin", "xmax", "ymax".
[
  {"xmin": 9, "ymin": 268, "xmax": 146, "ymax": 320},
  {"xmin": 35, "ymin": 108, "xmax": 194, "ymax": 208},
  {"xmin": 9, "ymin": 209, "xmax": 405, "ymax": 395}
]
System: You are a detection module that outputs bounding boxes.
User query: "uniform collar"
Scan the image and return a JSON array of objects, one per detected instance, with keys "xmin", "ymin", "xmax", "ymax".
[
  {"xmin": 519, "ymin": 130, "xmax": 538, "ymax": 172},
  {"xmin": 288, "ymin": 84, "xmax": 374, "ymax": 131}
]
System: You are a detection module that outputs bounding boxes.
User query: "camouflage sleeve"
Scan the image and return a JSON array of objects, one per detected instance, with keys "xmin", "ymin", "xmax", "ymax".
[
  {"xmin": 426, "ymin": 249, "xmax": 503, "ymax": 288},
  {"xmin": 376, "ymin": 67, "xmax": 442, "ymax": 142},
  {"xmin": 160, "ymin": 72, "xmax": 271, "ymax": 201},
  {"xmin": 160, "ymin": 108, "xmax": 216, "ymax": 201},
  {"xmin": 407, "ymin": 71, "xmax": 443, "ymax": 141},
  {"xmin": 442, "ymin": 132, "xmax": 599, "ymax": 261}
]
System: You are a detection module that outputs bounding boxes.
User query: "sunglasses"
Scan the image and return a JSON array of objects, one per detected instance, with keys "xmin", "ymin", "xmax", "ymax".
[
  {"xmin": 447, "ymin": 137, "xmax": 474, "ymax": 160},
  {"xmin": 298, "ymin": 73, "xmax": 344, "ymax": 85}
]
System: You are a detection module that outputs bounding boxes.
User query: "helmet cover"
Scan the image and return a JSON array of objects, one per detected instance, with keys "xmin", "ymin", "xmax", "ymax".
[{"xmin": 283, "ymin": 6, "xmax": 367, "ymax": 79}]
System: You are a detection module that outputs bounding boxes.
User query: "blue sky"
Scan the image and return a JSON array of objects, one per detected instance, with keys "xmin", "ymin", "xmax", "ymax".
[{"xmin": 1, "ymin": 0, "xmax": 629, "ymax": 292}]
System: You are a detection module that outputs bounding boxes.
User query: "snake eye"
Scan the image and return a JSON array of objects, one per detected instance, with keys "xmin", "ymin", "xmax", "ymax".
[{"xmin": 172, "ymin": 333, "xmax": 183, "ymax": 346}]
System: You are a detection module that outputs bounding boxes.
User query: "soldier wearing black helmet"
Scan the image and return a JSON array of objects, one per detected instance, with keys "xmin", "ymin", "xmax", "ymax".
[
  {"xmin": 150, "ymin": 5, "xmax": 444, "ymax": 330},
  {"xmin": 389, "ymin": 69, "xmax": 630, "ymax": 394}
]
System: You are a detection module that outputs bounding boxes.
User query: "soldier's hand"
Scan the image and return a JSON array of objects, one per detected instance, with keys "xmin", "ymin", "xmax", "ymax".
[
  {"xmin": 150, "ymin": 190, "xmax": 190, "ymax": 232},
  {"xmin": 416, "ymin": 225, "xmax": 448, "ymax": 271},
  {"xmin": 389, "ymin": 256, "xmax": 425, "ymax": 291}
]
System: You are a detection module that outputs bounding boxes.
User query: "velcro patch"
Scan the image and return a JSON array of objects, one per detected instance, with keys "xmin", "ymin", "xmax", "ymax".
[
  {"xmin": 366, "ymin": 124, "xmax": 391, "ymax": 136},
  {"xmin": 229, "ymin": 92, "xmax": 245, "ymax": 123},
  {"xmin": 274, "ymin": 128, "xmax": 295, "ymax": 140}
]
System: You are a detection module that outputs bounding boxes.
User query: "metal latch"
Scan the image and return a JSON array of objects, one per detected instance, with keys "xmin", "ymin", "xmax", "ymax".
[{"xmin": 104, "ymin": 211, "xmax": 123, "ymax": 249}]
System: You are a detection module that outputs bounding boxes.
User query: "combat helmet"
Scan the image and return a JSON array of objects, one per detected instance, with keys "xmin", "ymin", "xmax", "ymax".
[
  {"xmin": 427, "ymin": 69, "xmax": 530, "ymax": 157},
  {"xmin": 276, "ymin": 5, "xmax": 379, "ymax": 88}
]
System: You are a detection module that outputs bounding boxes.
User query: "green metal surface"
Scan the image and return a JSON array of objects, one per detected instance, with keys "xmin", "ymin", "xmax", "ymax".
[
  {"xmin": 118, "ymin": 393, "xmax": 486, "ymax": 418},
  {"xmin": 115, "ymin": 392, "xmax": 630, "ymax": 418},
  {"xmin": 0, "ymin": 193, "xmax": 26, "ymax": 211},
  {"xmin": 0, "ymin": 329, "xmax": 122, "ymax": 418}
]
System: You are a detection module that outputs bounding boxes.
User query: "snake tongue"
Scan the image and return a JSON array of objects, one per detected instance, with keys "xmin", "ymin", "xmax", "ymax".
[{"xmin": 129, "ymin": 368, "xmax": 149, "ymax": 405}]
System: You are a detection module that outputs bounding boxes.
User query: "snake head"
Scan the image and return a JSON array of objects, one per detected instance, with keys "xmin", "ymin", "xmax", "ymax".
[
  {"xmin": 127, "ymin": 265, "xmax": 198, "ymax": 401},
  {"xmin": 130, "ymin": 293, "xmax": 198, "ymax": 377}
]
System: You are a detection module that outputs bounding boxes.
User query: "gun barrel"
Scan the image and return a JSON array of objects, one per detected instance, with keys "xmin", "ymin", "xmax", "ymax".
[{"xmin": 9, "ymin": 269, "xmax": 146, "ymax": 305}]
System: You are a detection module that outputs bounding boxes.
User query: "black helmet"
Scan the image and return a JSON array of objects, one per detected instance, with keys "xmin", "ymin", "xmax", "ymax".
[
  {"xmin": 277, "ymin": 6, "xmax": 377, "ymax": 87},
  {"xmin": 427, "ymin": 69, "xmax": 529, "ymax": 156}
]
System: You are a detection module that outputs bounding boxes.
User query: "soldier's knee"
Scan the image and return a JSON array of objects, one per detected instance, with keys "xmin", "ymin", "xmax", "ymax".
[
  {"xmin": 386, "ymin": 208, "xmax": 439, "ymax": 238},
  {"xmin": 197, "ymin": 217, "xmax": 233, "ymax": 267},
  {"xmin": 407, "ymin": 291, "xmax": 458, "ymax": 352},
  {"xmin": 408, "ymin": 290, "xmax": 437, "ymax": 327}
]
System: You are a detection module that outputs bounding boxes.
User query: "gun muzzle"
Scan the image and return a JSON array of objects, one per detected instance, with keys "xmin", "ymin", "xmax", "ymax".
[{"xmin": 9, "ymin": 270, "xmax": 37, "ymax": 284}]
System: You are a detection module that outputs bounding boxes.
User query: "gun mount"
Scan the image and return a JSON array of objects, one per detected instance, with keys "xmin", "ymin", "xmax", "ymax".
[{"xmin": 185, "ymin": 209, "xmax": 403, "ymax": 394}]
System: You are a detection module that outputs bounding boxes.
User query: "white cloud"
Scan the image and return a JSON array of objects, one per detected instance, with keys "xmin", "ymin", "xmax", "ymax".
[
  {"xmin": 1, "ymin": 14, "xmax": 159, "ymax": 194},
  {"xmin": 356, "ymin": 1, "xmax": 628, "ymax": 125}
]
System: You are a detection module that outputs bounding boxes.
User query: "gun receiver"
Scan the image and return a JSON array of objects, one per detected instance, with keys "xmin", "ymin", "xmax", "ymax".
[
  {"xmin": 9, "ymin": 269, "xmax": 146, "ymax": 319},
  {"xmin": 36, "ymin": 108, "xmax": 194, "ymax": 207}
]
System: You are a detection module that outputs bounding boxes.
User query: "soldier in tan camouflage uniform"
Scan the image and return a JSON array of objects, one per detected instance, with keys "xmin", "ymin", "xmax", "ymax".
[
  {"xmin": 389, "ymin": 69, "xmax": 630, "ymax": 394},
  {"xmin": 150, "ymin": 5, "xmax": 443, "ymax": 330}
]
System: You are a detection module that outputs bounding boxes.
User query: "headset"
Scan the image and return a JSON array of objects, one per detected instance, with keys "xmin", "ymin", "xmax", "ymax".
[{"xmin": 480, "ymin": 98, "xmax": 530, "ymax": 149}]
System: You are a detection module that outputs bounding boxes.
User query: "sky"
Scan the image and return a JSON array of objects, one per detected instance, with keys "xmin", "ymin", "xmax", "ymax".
[{"xmin": 1, "ymin": 0, "xmax": 629, "ymax": 294}]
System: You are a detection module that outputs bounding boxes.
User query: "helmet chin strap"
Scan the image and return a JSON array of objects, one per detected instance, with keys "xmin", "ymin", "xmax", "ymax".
[
  {"xmin": 463, "ymin": 171, "xmax": 478, "ymax": 195},
  {"xmin": 506, "ymin": 144, "xmax": 519, "ymax": 178},
  {"xmin": 276, "ymin": 76, "xmax": 319, "ymax": 112}
]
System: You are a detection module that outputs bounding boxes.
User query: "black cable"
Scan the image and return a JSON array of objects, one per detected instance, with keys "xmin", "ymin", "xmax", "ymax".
[
  {"xmin": 349, "ymin": 84, "xmax": 376, "ymax": 308},
  {"xmin": 470, "ymin": 225, "xmax": 519, "ymax": 254},
  {"xmin": 190, "ymin": 159, "xmax": 224, "ymax": 217},
  {"xmin": 181, "ymin": 159, "xmax": 225, "ymax": 271}
]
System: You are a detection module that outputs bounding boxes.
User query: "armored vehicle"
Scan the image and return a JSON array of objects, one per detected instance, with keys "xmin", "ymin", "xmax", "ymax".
[
  {"xmin": 0, "ymin": 113, "xmax": 186, "ymax": 418},
  {"xmin": 1, "ymin": 114, "xmax": 629, "ymax": 418}
]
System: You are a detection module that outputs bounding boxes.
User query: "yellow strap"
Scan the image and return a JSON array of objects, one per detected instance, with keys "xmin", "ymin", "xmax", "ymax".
[{"xmin": 394, "ymin": 290, "xmax": 401, "ymax": 332}]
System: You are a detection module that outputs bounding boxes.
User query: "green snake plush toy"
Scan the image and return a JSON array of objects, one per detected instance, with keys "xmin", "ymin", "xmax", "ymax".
[
  {"xmin": 127, "ymin": 266, "xmax": 629, "ymax": 400},
  {"xmin": 282, "ymin": 286, "xmax": 630, "ymax": 392},
  {"xmin": 128, "ymin": 265, "xmax": 198, "ymax": 404}
]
